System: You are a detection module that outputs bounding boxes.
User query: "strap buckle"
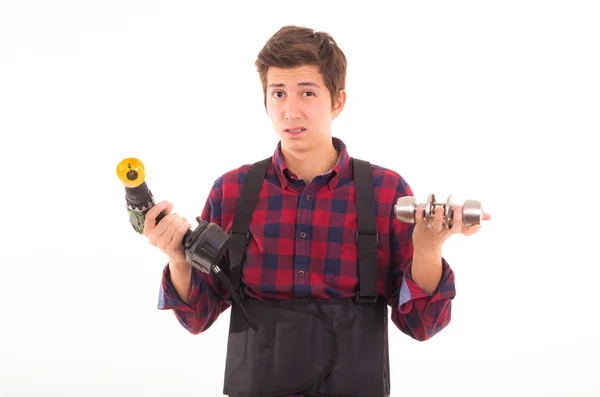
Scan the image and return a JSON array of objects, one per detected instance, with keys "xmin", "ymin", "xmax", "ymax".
[
  {"xmin": 355, "ymin": 231, "xmax": 379, "ymax": 247},
  {"xmin": 355, "ymin": 292, "xmax": 378, "ymax": 304},
  {"xmin": 230, "ymin": 230, "xmax": 250, "ymax": 242}
]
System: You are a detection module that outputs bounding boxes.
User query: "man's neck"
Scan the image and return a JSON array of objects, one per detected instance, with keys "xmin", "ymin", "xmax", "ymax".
[{"xmin": 281, "ymin": 140, "xmax": 339, "ymax": 184}]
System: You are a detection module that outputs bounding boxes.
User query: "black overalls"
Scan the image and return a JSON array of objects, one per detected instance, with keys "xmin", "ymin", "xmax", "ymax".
[{"xmin": 222, "ymin": 157, "xmax": 391, "ymax": 397}]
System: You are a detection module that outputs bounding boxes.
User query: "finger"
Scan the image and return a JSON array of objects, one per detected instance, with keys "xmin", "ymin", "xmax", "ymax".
[
  {"xmin": 450, "ymin": 206, "xmax": 463, "ymax": 234},
  {"xmin": 432, "ymin": 206, "xmax": 444, "ymax": 232},
  {"xmin": 462, "ymin": 224, "xmax": 481, "ymax": 236},
  {"xmin": 157, "ymin": 216, "xmax": 186, "ymax": 250},
  {"xmin": 148, "ymin": 214, "xmax": 179, "ymax": 247},
  {"xmin": 414, "ymin": 207, "xmax": 425, "ymax": 229},
  {"xmin": 152, "ymin": 212, "xmax": 181, "ymax": 237},
  {"xmin": 169, "ymin": 218, "xmax": 191, "ymax": 249},
  {"xmin": 483, "ymin": 212, "xmax": 492, "ymax": 221},
  {"xmin": 418, "ymin": 206, "xmax": 434, "ymax": 230},
  {"xmin": 147, "ymin": 214, "xmax": 180, "ymax": 248},
  {"xmin": 145, "ymin": 201, "xmax": 173, "ymax": 232}
]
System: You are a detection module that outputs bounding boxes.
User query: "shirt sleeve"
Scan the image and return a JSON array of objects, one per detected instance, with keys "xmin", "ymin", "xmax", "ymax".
[
  {"xmin": 157, "ymin": 177, "xmax": 232, "ymax": 334},
  {"xmin": 387, "ymin": 176, "xmax": 457, "ymax": 342}
]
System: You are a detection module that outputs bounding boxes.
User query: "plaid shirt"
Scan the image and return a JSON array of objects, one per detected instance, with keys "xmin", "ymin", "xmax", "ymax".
[{"xmin": 158, "ymin": 137, "xmax": 456, "ymax": 397}]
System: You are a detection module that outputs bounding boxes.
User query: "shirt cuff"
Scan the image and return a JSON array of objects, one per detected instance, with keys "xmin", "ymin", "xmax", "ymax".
[
  {"xmin": 398, "ymin": 257, "xmax": 455, "ymax": 314},
  {"xmin": 157, "ymin": 264, "xmax": 201, "ymax": 313}
]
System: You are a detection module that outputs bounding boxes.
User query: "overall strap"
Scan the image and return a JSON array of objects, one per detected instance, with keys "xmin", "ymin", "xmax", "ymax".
[
  {"xmin": 228, "ymin": 157, "xmax": 271, "ymax": 292},
  {"xmin": 352, "ymin": 158, "xmax": 379, "ymax": 303}
]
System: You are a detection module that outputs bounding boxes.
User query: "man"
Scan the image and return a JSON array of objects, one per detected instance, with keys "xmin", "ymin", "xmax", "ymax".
[{"xmin": 144, "ymin": 25, "xmax": 490, "ymax": 397}]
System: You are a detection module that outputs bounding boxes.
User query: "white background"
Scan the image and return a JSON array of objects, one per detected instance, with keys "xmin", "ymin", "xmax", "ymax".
[{"xmin": 1, "ymin": 1, "xmax": 599, "ymax": 396}]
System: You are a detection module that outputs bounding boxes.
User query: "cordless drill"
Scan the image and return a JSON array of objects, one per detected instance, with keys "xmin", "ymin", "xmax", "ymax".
[{"xmin": 115, "ymin": 157, "xmax": 258, "ymax": 331}]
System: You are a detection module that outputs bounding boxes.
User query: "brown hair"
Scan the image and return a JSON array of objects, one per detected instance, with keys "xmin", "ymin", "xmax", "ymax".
[{"xmin": 255, "ymin": 25, "xmax": 347, "ymax": 109}]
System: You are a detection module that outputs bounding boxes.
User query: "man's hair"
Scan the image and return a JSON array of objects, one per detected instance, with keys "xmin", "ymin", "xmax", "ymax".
[{"xmin": 255, "ymin": 25, "xmax": 347, "ymax": 109}]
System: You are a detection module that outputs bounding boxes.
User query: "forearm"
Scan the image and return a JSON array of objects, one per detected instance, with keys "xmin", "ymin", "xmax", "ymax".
[
  {"xmin": 411, "ymin": 247, "xmax": 443, "ymax": 295},
  {"xmin": 388, "ymin": 178, "xmax": 456, "ymax": 341},
  {"xmin": 157, "ymin": 183, "xmax": 231, "ymax": 334},
  {"xmin": 159, "ymin": 263, "xmax": 230, "ymax": 334},
  {"xmin": 391, "ymin": 256, "xmax": 455, "ymax": 341},
  {"xmin": 169, "ymin": 261, "xmax": 193, "ymax": 303}
]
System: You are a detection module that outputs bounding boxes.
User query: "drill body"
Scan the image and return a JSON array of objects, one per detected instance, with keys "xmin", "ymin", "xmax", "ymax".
[{"xmin": 125, "ymin": 180, "xmax": 161, "ymax": 234}]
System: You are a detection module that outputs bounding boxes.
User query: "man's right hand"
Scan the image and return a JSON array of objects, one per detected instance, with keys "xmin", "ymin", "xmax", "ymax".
[{"xmin": 144, "ymin": 200, "xmax": 192, "ymax": 268}]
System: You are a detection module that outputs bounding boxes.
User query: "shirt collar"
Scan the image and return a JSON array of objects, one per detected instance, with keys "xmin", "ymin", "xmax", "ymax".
[{"xmin": 271, "ymin": 136, "xmax": 352, "ymax": 190}]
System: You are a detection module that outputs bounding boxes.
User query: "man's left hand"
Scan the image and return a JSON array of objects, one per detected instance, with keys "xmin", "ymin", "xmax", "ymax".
[{"xmin": 412, "ymin": 205, "xmax": 492, "ymax": 252}]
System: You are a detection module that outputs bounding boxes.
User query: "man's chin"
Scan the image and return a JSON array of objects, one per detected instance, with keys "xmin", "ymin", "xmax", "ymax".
[{"xmin": 280, "ymin": 138, "xmax": 312, "ymax": 153}]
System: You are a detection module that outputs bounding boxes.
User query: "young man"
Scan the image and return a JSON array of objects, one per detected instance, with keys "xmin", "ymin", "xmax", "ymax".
[{"xmin": 144, "ymin": 25, "xmax": 490, "ymax": 397}]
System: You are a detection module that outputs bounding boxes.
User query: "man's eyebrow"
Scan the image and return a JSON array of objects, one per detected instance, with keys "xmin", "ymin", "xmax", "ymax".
[{"xmin": 268, "ymin": 82, "xmax": 320, "ymax": 88}]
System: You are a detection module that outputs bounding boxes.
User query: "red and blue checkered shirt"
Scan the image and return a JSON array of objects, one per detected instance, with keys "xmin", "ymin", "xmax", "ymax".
[{"xmin": 158, "ymin": 137, "xmax": 456, "ymax": 395}]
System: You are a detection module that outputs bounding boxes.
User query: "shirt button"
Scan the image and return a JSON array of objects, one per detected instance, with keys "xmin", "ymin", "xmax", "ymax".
[
  {"xmin": 299, "ymin": 271, "xmax": 305, "ymax": 277},
  {"xmin": 300, "ymin": 232, "xmax": 307, "ymax": 238}
]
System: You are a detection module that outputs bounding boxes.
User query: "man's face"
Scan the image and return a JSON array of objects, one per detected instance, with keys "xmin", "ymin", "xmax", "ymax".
[{"xmin": 265, "ymin": 65, "xmax": 345, "ymax": 154}]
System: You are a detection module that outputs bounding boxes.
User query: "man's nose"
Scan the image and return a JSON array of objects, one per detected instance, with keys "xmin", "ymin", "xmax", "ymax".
[{"xmin": 284, "ymin": 97, "xmax": 301, "ymax": 119}]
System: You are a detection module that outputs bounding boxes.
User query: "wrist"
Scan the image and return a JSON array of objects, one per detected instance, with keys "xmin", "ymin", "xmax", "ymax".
[
  {"xmin": 413, "ymin": 244, "xmax": 442, "ymax": 261},
  {"xmin": 411, "ymin": 245, "xmax": 444, "ymax": 294},
  {"xmin": 169, "ymin": 259, "xmax": 191, "ymax": 274}
]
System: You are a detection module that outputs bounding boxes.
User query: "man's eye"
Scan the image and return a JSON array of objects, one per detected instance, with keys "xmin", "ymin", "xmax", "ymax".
[{"xmin": 273, "ymin": 91, "xmax": 284, "ymax": 98}]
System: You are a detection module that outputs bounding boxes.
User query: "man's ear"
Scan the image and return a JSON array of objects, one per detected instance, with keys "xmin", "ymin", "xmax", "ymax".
[{"xmin": 332, "ymin": 89, "xmax": 346, "ymax": 119}]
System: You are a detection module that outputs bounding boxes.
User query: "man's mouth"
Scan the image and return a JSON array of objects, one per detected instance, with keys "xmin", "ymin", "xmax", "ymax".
[{"xmin": 284, "ymin": 127, "xmax": 306, "ymax": 134}]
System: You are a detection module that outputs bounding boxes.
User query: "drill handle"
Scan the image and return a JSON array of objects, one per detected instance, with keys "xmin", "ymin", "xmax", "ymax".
[{"xmin": 155, "ymin": 210, "xmax": 166, "ymax": 224}]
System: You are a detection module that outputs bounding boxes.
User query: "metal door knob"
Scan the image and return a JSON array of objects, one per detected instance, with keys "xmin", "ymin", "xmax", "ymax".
[{"xmin": 394, "ymin": 194, "xmax": 483, "ymax": 229}]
